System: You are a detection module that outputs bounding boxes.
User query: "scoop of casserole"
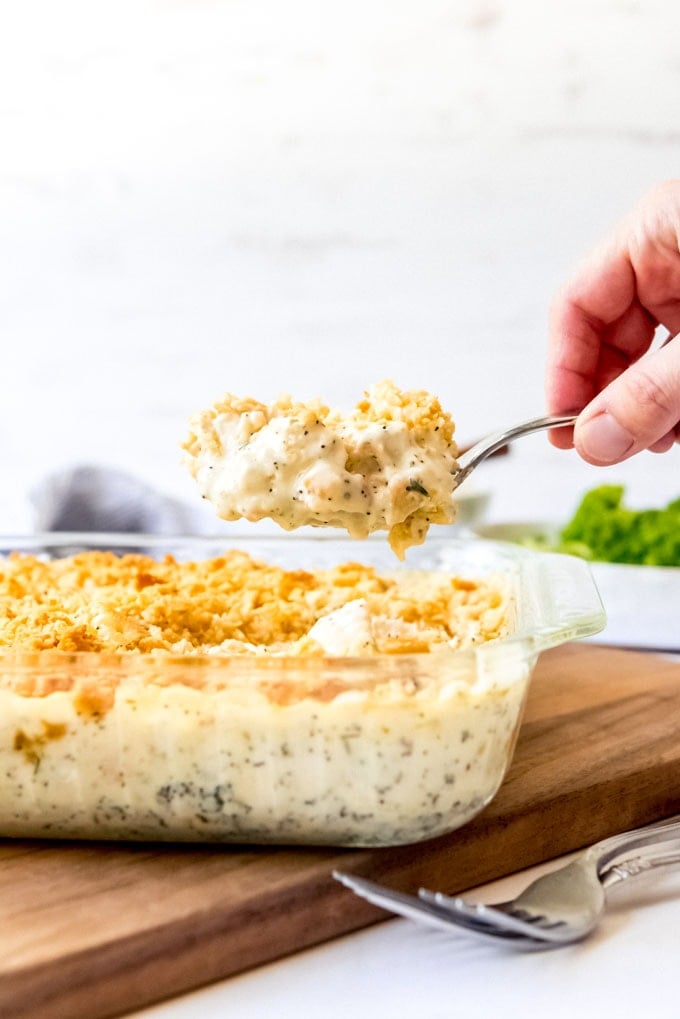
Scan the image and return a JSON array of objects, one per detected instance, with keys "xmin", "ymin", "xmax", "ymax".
[{"xmin": 182, "ymin": 380, "xmax": 460, "ymax": 558}]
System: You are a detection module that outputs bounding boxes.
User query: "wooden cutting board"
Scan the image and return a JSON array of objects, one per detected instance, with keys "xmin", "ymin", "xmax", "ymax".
[{"xmin": 2, "ymin": 643, "xmax": 680, "ymax": 1019}]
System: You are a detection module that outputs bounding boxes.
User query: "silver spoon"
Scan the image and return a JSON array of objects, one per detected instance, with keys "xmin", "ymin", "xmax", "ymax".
[
  {"xmin": 455, "ymin": 414, "xmax": 577, "ymax": 486},
  {"xmin": 459, "ymin": 331, "xmax": 680, "ymax": 483}
]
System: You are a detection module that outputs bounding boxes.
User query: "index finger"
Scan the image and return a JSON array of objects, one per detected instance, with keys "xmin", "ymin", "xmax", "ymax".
[{"xmin": 545, "ymin": 235, "xmax": 640, "ymax": 448}]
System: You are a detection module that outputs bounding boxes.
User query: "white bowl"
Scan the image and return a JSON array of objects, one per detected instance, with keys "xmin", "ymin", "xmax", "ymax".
[
  {"xmin": 452, "ymin": 484, "xmax": 492, "ymax": 527},
  {"xmin": 475, "ymin": 521, "xmax": 680, "ymax": 652}
]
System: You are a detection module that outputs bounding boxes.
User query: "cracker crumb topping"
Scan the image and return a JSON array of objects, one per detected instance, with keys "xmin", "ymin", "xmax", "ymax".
[{"xmin": 0, "ymin": 550, "xmax": 509, "ymax": 659}]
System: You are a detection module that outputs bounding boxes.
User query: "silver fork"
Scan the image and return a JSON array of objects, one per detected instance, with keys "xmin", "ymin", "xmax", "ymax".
[
  {"xmin": 334, "ymin": 815, "xmax": 680, "ymax": 948},
  {"xmin": 333, "ymin": 870, "xmax": 554, "ymax": 950}
]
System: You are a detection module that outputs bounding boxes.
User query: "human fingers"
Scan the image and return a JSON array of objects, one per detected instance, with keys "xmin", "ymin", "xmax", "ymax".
[
  {"xmin": 545, "ymin": 223, "xmax": 646, "ymax": 452},
  {"xmin": 546, "ymin": 297, "xmax": 656, "ymax": 450},
  {"xmin": 647, "ymin": 429, "xmax": 677, "ymax": 453},
  {"xmin": 573, "ymin": 334, "xmax": 680, "ymax": 464},
  {"xmin": 546, "ymin": 180, "xmax": 680, "ymax": 451}
]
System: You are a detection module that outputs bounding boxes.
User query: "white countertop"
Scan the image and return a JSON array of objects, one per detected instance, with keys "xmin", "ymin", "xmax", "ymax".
[
  {"xmin": 130, "ymin": 849, "xmax": 680, "ymax": 1019},
  {"xmin": 2, "ymin": 2, "xmax": 680, "ymax": 1015}
]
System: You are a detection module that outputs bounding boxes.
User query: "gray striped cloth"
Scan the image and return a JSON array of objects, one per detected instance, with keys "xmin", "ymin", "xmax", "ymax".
[{"xmin": 30, "ymin": 465, "xmax": 217, "ymax": 536}]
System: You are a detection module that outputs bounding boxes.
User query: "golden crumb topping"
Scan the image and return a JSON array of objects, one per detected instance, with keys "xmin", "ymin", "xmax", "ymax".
[
  {"xmin": 0, "ymin": 550, "xmax": 509, "ymax": 657},
  {"xmin": 347, "ymin": 379, "xmax": 456, "ymax": 443}
]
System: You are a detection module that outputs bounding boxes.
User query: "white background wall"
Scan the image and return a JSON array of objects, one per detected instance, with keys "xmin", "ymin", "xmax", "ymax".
[{"xmin": 2, "ymin": 0, "xmax": 679, "ymax": 531}]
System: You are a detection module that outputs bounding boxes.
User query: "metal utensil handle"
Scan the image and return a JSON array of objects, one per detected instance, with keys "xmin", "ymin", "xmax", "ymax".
[
  {"xmin": 601, "ymin": 845, "xmax": 680, "ymax": 889},
  {"xmin": 588, "ymin": 816, "xmax": 680, "ymax": 874},
  {"xmin": 455, "ymin": 414, "xmax": 578, "ymax": 485}
]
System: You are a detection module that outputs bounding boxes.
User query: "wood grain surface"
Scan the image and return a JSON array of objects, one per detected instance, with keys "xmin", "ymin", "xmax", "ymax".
[{"xmin": 1, "ymin": 643, "xmax": 680, "ymax": 1019}]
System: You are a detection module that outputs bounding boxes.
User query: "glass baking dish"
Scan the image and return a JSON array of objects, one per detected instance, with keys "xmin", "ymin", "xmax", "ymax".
[{"xmin": 0, "ymin": 533, "xmax": 605, "ymax": 847}]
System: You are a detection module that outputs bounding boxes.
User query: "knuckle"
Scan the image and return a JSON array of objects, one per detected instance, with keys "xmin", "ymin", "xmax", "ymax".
[{"xmin": 624, "ymin": 364, "xmax": 675, "ymax": 420}]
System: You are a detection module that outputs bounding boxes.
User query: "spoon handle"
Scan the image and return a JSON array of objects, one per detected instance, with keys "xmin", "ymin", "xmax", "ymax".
[{"xmin": 456, "ymin": 414, "xmax": 578, "ymax": 485}]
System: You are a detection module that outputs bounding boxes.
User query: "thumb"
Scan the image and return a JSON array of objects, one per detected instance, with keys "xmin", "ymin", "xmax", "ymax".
[{"xmin": 574, "ymin": 337, "xmax": 680, "ymax": 465}]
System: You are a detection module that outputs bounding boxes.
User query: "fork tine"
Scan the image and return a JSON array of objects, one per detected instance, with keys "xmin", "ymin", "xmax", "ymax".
[
  {"xmin": 332, "ymin": 872, "xmax": 551, "ymax": 949},
  {"xmin": 417, "ymin": 888, "xmax": 506, "ymax": 931},
  {"xmin": 418, "ymin": 888, "xmax": 574, "ymax": 942},
  {"xmin": 333, "ymin": 872, "xmax": 473, "ymax": 936}
]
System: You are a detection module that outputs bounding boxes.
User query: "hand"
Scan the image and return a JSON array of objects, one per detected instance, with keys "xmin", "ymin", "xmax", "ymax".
[{"xmin": 546, "ymin": 180, "xmax": 680, "ymax": 465}]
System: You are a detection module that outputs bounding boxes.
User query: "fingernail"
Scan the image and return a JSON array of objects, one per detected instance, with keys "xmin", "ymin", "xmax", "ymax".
[{"xmin": 578, "ymin": 412, "xmax": 635, "ymax": 464}]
